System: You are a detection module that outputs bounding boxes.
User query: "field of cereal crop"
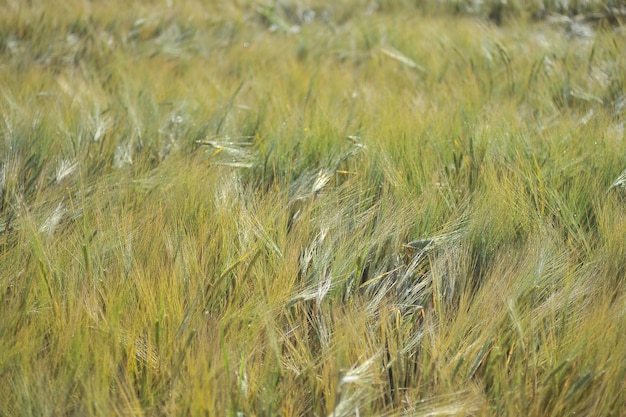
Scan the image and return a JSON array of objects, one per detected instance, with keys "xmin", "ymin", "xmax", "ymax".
[{"xmin": 1, "ymin": 1, "xmax": 625, "ymax": 415}]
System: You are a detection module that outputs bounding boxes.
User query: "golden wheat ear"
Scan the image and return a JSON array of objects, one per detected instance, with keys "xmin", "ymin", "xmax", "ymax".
[{"xmin": 609, "ymin": 168, "xmax": 626, "ymax": 192}]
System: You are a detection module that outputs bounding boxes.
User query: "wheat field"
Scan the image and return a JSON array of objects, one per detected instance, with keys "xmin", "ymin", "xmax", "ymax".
[{"xmin": 1, "ymin": 1, "xmax": 625, "ymax": 416}]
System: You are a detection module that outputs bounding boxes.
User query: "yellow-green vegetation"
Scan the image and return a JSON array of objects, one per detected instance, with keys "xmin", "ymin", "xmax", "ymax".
[{"xmin": 1, "ymin": 0, "xmax": 626, "ymax": 415}]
